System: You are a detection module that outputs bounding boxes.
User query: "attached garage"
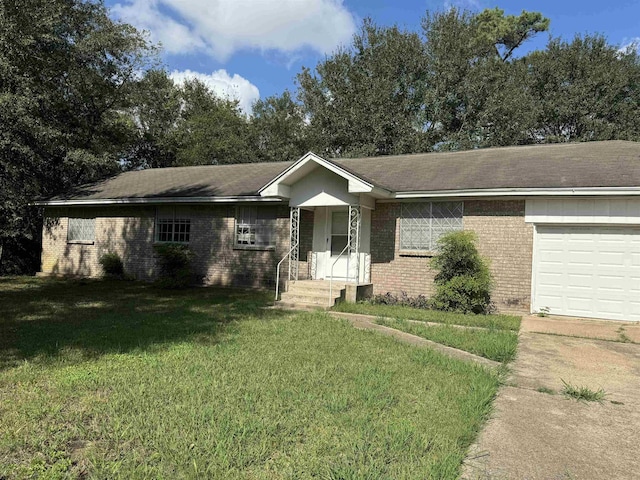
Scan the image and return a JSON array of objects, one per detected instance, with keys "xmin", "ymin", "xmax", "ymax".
[{"xmin": 527, "ymin": 198, "xmax": 640, "ymax": 321}]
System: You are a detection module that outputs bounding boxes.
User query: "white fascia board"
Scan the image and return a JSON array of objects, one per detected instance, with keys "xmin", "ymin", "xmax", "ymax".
[
  {"xmin": 33, "ymin": 196, "xmax": 283, "ymax": 207},
  {"xmin": 393, "ymin": 187, "xmax": 640, "ymax": 199},
  {"xmin": 258, "ymin": 151, "xmax": 389, "ymax": 197}
]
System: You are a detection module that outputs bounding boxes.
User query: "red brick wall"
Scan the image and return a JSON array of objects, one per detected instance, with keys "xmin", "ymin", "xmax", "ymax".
[{"xmin": 369, "ymin": 200, "xmax": 533, "ymax": 312}]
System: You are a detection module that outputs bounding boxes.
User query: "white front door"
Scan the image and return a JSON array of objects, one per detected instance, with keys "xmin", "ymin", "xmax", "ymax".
[
  {"xmin": 532, "ymin": 225, "xmax": 640, "ymax": 321},
  {"xmin": 327, "ymin": 209, "xmax": 349, "ymax": 279}
]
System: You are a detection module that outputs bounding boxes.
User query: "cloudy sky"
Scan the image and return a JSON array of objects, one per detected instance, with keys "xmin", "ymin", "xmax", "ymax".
[{"xmin": 105, "ymin": 0, "xmax": 640, "ymax": 113}]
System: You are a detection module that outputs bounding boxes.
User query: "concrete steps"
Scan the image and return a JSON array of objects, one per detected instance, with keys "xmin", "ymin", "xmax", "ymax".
[{"xmin": 274, "ymin": 280, "xmax": 346, "ymax": 310}]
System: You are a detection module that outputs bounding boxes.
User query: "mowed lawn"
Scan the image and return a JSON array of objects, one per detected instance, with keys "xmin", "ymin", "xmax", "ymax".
[
  {"xmin": 333, "ymin": 303, "xmax": 521, "ymax": 363},
  {"xmin": 0, "ymin": 278, "xmax": 500, "ymax": 479}
]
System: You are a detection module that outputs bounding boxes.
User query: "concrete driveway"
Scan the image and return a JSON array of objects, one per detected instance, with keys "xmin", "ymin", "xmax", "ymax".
[{"xmin": 463, "ymin": 315, "xmax": 640, "ymax": 480}]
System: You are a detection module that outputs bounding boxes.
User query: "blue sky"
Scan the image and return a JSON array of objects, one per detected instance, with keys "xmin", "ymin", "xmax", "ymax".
[{"xmin": 105, "ymin": 0, "xmax": 640, "ymax": 113}]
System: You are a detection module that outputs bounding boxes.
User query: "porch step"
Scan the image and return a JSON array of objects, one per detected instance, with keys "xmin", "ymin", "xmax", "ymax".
[
  {"xmin": 280, "ymin": 291, "xmax": 340, "ymax": 306},
  {"xmin": 274, "ymin": 280, "xmax": 348, "ymax": 311}
]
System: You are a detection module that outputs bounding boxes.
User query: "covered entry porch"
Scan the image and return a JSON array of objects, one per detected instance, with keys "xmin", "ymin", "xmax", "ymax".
[{"xmin": 260, "ymin": 153, "xmax": 390, "ymax": 306}]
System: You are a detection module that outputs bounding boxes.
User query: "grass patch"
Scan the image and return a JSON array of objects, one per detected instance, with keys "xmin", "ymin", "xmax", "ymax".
[
  {"xmin": 333, "ymin": 302, "xmax": 521, "ymax": 331},
  {"xmin": 0, "ymin": 277, "xmax": 500, "ymax": 479},
  {"xmin": 377, "ymin": 318, "xmax": 519, "ymax": 363},
  {"xmin": 561, "ymin": 380, "xmax": 607, "ymax": 403},
  {"xmin": 536, "ymin": 386, "xmax": 556, "ymax": 395}
]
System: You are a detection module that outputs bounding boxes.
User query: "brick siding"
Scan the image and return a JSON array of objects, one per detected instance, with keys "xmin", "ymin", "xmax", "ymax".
[
  {"xmin": 41, "ymin": 205, "xmax": 299, "ymax": 288},
  {"xmin": 42, "ymin": 200, "xmax": 532, "ymax": 311},
  {"xmin": 370, "ymin": 200, "xmax": 533, "ymax": 312}
]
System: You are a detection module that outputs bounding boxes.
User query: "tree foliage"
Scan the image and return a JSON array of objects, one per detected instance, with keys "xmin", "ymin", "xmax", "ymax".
[
  {"xmin": 251, "ymin": 90, "xmax": 309, "ymax": 163},
  {"xmin": 298, "ymin": 19, "xmax": 428, "ymax": 157},
  {"xmin": 525, "ymin": 35, "xmax": 640, "ymax": 142},
  {"xmin": 0, "ymin": 0, "xmax": 155, "ymax": 273}
]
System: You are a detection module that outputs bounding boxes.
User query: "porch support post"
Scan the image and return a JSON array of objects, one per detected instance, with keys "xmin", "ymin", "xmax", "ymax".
[
  {"xmin": 289, "ymin": 207, "xmax": 300, "ymax": 281},
  {"xmin": 348, "ymin": 205, "xmax": 361, "ymax": 284}
]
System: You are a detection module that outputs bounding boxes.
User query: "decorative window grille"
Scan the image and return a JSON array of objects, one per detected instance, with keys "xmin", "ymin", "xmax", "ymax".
[
  {"xmin": 235, "ymin": 206, "xmax": 277, "ymax": 249},
  {"xmin": 400, "ymin": 202, "xmax": 463, "ymax": 251},
  {"xmin": 67, "ymin": 216, "xmax": 95, "ymax": 243},
  {"xmin": 155, "ymin": 207, "xmax": 191, "ymax": 243}
]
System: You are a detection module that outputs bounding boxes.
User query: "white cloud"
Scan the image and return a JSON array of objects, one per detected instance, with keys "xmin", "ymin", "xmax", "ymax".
[
  {"xmin": 169, "ymin": 69, "xmax": 260, "ymax": 114},
  {"xmin": 112, "ymin": 0, "xmax": 356, "ymax": 61},
  {"xmin": 618, "ymin": 37, "xmax": 640, "ymax": 55}
]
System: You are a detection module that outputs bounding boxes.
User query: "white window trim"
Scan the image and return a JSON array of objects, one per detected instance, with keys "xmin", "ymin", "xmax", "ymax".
[
  {"xmin": 399, "ymin": 201, "xmax": 464, "ymax": 255},
  {"xmin": 234, "ymin": 206, "xmax": 277, "ymax": 251},
  {"xmin": 155, "ymin": 207, "xmax": 191, "ymax": 244},
  {"xmin": 67, "ymin": 212, "xmax": 96, "ymax": 244}
]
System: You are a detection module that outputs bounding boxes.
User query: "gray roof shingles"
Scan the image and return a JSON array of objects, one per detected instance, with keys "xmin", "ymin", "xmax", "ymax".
[{"xmin": 50, "ymin": 141, "xmax": 640, "ymax": 201}]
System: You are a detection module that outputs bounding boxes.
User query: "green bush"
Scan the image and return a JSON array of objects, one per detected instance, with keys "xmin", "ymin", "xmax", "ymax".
[
  {"xmin": 430, "ymin": 231, "xmax": 493, "ymax": 314},
  {"xmin": 99, "ymin": 253, "xmax": 124, "ymax": 278},
  {"xmin": 153, "ymin": 243, "xmax": 194, "ymax": 288}
]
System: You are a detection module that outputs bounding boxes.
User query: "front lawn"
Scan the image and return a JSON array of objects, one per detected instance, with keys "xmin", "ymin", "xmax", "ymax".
[
  {"xmin": 0, "ymin": 278, "xmax": 500, "ymax": 479},
  {"xmin": 333, "ymin": 302, "xmax": 521, "ymax": 331}
]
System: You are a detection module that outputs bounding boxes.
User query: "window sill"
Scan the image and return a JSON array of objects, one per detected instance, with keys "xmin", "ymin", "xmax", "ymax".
[
  {"xmin": 233, "ymin": 245, "xmax": 276, "ymax": 252},
  {"xmin": 67, "ymin": 241, "xmax": 95, "ymax": 245},
  {"xmin": 153, "ymin": 241, "xmax": 190, "ymax": 245},
  {"xmin": 399, "ymin": 250, "xmax": 435, "ymax": 258}
]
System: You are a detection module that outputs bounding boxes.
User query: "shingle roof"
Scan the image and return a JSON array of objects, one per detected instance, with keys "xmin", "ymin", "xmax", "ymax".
[
  {"xmin": 47, "ymin": 141, "xmax": 640, "ymax": 202},
  {"xmin": 52, "ymin": 161, "xmax": 293, "ymax": 200},
  {"xmin": 334, "ymin": 140, "xmax": 640, "ymax": 192}
]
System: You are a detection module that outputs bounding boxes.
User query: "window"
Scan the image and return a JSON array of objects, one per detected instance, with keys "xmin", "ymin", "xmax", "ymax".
[
  {"xmin": 331, "ymin": 211, "xmax": 348, "ymax": 256},
  {"xmin": 67, "ymin": 216, "xmax": 95, "ymax": 243},
  {"xmin": 400, "ymin": 202, "xmax": 463, "ymax": 252},
  {"xmin": 155, "ymin": 207, "xmax": 191, "ymax": 243},
  {"xmin": 235, "ymin": 206, "xmax": 276, "ymax": 249}
]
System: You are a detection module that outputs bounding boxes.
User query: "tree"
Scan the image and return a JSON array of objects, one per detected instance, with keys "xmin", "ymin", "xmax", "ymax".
[
  {"xmin": 525, "ymin": 35, "xmax": 640, "ymax": 142},
  {"xmin": 0, "ymin": 0, "xmax": 155, "ymax": 273},
  {"xmin": 126, "ymin": 69, "xmax": 182, "ymax": 169},
  {"xmin": 171, "ymin": 79, "xmax": 254, "ymax": 165},
  {"xmin": 421, "ymin": 8, "xmax": 549, "ymax": 149},
  {"xmin": 298, "ymin": 19, "xmax": 428, "ymax": 157},
  {"xmin": 251, "ymin": 90, "xmax": 309, "ymax": 162}
]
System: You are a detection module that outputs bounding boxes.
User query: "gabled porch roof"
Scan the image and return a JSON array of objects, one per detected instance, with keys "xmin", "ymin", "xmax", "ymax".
[{"xmin": 258, "ymin": 152, "xmax": 393, "ymax": 200}]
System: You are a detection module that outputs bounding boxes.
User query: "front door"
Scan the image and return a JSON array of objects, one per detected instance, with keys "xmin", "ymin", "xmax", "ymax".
[{"xmin": 327, "ymin": 209, "xmax": 349, "ymax": 279}]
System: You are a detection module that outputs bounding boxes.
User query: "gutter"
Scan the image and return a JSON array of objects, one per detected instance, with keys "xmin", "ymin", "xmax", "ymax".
[
  {"xmin": 32, "ymin": 196, "xmax": 284, "ymax": 207},
  {"xmin": 392, "ymin": 187, "xmax": 640, "ymax": 199}
]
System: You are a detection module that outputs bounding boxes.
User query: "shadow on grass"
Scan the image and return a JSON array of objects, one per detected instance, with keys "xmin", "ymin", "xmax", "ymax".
[{"xmin": 0, "ymin": 277, "xmax": 288, "ymax": 370}]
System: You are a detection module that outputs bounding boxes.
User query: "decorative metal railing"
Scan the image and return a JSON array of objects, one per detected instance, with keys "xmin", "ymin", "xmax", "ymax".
[{"xmin": 274, "ymin": 207, "xmax": 300, "ymax": 301}]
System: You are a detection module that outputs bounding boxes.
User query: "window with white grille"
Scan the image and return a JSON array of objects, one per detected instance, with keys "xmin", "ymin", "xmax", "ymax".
[
  {"xmin": 235, "ymin": 206, "xmax": 277, "ymax": 249},
  {"xmin": 400, "ymin": 202, "xmax": 463, "ymax": 252},
  {"xmin": 155, "ymin": 207, "xmax": 191, "ymax": 243},
  {"xmin": 67, "ymin": 216, "xmax": 95, "ymax": 243}
]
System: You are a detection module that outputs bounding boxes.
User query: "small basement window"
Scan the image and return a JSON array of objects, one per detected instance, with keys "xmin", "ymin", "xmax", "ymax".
[
  {"xmin": 155, "ymin": 206, "xmax": 191, "ymax": 243},
  {"xmin": 67, "ymin": 215, "xmax": 95, "ymax": 243},
  {"xmin": 235, "ymin": 206, "xmax": 277, "ymax": 249},
  {"xmin": 400, "ymin": 202, "xmax": 463, "ymax": 252}
]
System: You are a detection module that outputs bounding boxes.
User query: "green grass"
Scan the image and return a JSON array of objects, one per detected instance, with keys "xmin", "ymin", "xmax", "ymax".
[
  {"xmin": 333, "ymin": 302, "xmax": 521, "ymax": 331},
  {"xmin": 0, "ymin": 277, "xmax": 500, "ymax": 479},
  {"xmin": 561, "ymin": 380, "xmax": 607, "ymax": 403},
  {"xmin": 376, "ymin": 318, "xmax": 519, "ymax": 363}
]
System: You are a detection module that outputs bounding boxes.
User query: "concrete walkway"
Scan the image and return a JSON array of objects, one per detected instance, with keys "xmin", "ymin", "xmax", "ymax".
[
  {"xmin": 329, "ymin": 311, "xmax": 500, "ymax": 368},
  {"xmin": 463, "ymin": 315, "xmax": 640, "ymax": 480}
]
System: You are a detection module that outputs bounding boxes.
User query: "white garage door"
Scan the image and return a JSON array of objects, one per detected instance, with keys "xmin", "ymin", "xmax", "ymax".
[{"xmin": 532, "ymin": 226, "xmax": 640, "ymax": 321}]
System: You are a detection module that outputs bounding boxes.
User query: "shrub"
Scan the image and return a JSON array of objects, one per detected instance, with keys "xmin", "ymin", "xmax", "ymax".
[
  {"xmin": 153, "ymin": 243, "xmax": 194, "ymax": 288},
  {"xmin": 371, "ymin": 292, "xmax": 400, "ymax": 305},
  {"xmin": 99, "ymin": 253, "xmax": 124, "ymax": 278},
  {"xmin": 430, "ymin": 231, "xmax": 493, "ymax": 314},
  {"xmin": 370, "ymin": 291, "xmax": 430, "ymax": 309}
]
